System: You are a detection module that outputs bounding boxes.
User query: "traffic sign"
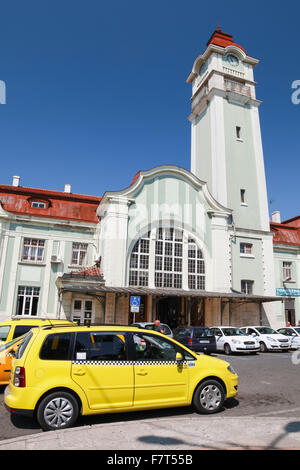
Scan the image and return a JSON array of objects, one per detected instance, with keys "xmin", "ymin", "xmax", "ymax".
[
  {"xmin": 130, "ymin": 306, "xmax": 140, "ymax": 313},
  {"xmin": 130, "ymin": 296, "xmax": 141, "ymax": 307}
]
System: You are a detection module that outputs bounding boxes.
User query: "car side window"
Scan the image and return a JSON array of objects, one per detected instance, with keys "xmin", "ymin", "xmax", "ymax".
[
  {"xmin": 213, "ymin": 328, "xmax": 222, "ymax": 336},
  {"xmin": 13, "ymin": 325, "xmax": 35, "ymax": 339},
  {"xmin": 0, "ymin": 326, "xmax": 10, "ymax": 341},
  {"xmin": 40, "ymin": 333, "xmax": 72, "ymax": 360},
  {"xmin": 74, "ymin": 332, "xmax": 127, "ymax": 361},
  {"xmin": 248, "ymin": 328, "xmax": 258, "ymax": 336},
  {"xmin": 132, "ymin": 333, "xmax": 194, "ymax": 362}
]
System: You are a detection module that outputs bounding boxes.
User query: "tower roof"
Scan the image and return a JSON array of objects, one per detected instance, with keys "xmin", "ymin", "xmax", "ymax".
[{"xmin": 206, "ymin": 26, "xmax": 246, "ymax": 54}]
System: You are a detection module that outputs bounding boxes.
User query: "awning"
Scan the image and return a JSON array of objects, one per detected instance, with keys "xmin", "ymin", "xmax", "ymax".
[{"xmin": 58, "ymin": 283, "xmax": 282, "ymax": 304}]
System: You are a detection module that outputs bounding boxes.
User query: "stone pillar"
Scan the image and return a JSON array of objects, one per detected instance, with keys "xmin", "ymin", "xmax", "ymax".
[
  {"xmin": 105, "ymin": 293, "xmax": 116, "ymax": 324},
  {"xmin": 146, "ymin": 295, "xmax": 152, "ymax": 322}
]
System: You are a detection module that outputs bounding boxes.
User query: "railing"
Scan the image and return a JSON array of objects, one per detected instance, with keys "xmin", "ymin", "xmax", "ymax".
[
  {"xmin": 191, "ymin": 86, "xmax": 209, "ymax": 110},
  {"xmin": 223, "ymin": 67, "xmax": 245, "ymax": 78},
  {"xmin": 225, "ymin": 79, "xmax": 251, "ymax": 97}
]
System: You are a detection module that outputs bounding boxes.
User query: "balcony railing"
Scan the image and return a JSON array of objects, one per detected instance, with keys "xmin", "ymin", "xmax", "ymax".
[{"xmin": 225, "ymin": 79, "xmax": 251, "ymax": 97}]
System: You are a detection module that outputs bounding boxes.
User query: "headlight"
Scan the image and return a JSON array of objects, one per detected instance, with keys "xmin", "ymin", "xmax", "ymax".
[{"xmin": 227, "ymin": 365, "xmax": 236, "ymax": 375}]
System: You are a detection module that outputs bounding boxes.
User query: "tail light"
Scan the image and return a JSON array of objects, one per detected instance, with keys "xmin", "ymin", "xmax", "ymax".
[
  {"xmin": 13, "ymin": 367, "xmax": 26, "ymax": 387},
  {"xmin": 188, "ymin": 338, "xmax": 193, "ymax": 345}
]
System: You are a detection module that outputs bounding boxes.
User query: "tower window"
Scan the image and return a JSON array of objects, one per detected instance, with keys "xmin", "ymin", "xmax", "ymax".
[
  {"xmin": 236, "ymin": 126, "xmax": 242, "ymax": 139},
  {"xmin": 240, "ymin": 189, "xmax": 246, "ymax": 204},
  {"xmin": 241, "ymin": 280, "xmax": 254, "ymax": 295}
]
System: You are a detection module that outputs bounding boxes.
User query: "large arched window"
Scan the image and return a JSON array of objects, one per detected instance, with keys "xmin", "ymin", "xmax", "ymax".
[{"xmin": 128, "ymin": 228, "xmax": 205, "ymax": 290}]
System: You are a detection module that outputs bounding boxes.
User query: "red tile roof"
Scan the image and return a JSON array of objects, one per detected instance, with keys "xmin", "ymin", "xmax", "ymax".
[
  {"xmin": 207, "ymin": 27, "xmax": 246, "ymax": 54},
  {"xmin": 0, "ymin": 185, "xmax": 101, "ymax": 223},
  {"xmin": 71, "ymin": 265, "xmax": 103, "ymax": 278},
  {"xmin": 271, "ymin": 217, "xmax": 300, "ymax": 247}
]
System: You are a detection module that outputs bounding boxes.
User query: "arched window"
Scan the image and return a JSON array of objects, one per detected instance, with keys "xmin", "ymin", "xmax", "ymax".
[{"xmin": 128, "ymin": 228, "xmax": 205, "ymax": 290}]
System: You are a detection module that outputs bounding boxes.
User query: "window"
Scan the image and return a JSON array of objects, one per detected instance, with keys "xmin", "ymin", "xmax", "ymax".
[
  {"xmin": 0, "ymin": 326, "xmax": 11, "ymax": 341},
  {"xmin": 40, "ymin": 333, "xmax": 72, "ymax": 360},
  {"xmin": 240, "ymin": 189, "xmax": 246, "ymax": 204},
  {"xmin": 16, "ymin": 286, "xmax": 40, "ymax": 316},
  {"xmin": 13, "ymin": 325, "xmax": 37, "ymax": 339},
  {"xmin": 71, "ymin": 243, "xmax": 88, "ymax": 266},
  {"xmin": 22, "ymin": 238, "xmax": 45, "ymax": 262},
  {"xmin": 74, "ymin": 332, "xmax": 127, "ymax": 361},
  {"xmin": 188, "ymin": 239, "xmax": 205, "ymax": 290},
  {"xmin": 72, "ymin": 299, "xmax": 93, "ymax": 325},
  {"xmin": 283, "ymin": 262, "xmax": 292, "ymax": 281},
  {"xmin": 31, "ymin": 201, "xmax": 46, "ymax": 209},
  {"xmin": 240, "ymin": 243, "xmax": 253, "ymax": 255},
  {"xmin": 241, "ymin": 280, "xmax": 254, "ymax": 295},
  {"xmin": 155, "ymin": 228, "xmax": 183, "ymax": 289},
  {"xmin": 236, "ymin": 126, "xmax": 241, "ymax": 139},
  {"xmin": 133, "ymin": 333, "xmax": 178, "ymax": 362},
  {"xmin": 129, "ymin": 232, "xmax": 150, "ymax": 287}
]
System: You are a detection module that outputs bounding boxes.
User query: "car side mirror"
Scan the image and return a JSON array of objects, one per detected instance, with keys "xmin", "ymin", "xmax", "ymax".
[
  {"xmin": 251, "ymin": 333, "xmax": 256, "ymax": 337},
  {"xmin": 176, "ymin": 352, "xmax": 183, "ymax": 362},
  {"xmin": 7, "ymin": 349, "xmax": 16, "ymax": 357}
]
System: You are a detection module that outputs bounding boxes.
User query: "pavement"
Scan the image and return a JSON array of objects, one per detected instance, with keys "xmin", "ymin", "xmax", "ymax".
[{"xmin": 0, "ymin": 415, "xmax": 300, "ymax": 450}]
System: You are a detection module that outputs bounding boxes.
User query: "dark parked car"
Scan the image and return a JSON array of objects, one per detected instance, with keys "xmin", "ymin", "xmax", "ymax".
[{"xmin": 173, "ymin": 326, "xmax": 216, "ymax": 354}]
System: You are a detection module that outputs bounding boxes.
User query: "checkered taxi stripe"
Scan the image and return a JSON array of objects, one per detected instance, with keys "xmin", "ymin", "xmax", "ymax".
[{"xmin": 72, "ymin": 360, "xmax": 187, "ymax": 366}]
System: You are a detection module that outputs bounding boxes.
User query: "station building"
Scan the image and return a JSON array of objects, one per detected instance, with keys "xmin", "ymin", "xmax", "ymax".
[{"xmin": 1, "ymin": 27, "xmax": 295, "ymax": 329}]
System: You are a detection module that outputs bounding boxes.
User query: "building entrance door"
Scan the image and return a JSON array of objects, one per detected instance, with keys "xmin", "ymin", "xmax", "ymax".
[
  {"xmin": 285, "ymin": 298, "xmax": 295, "ymax": 325},
  {"xmin": 156, "ymin": 297, "xmax": 180, "ymax": 329}
]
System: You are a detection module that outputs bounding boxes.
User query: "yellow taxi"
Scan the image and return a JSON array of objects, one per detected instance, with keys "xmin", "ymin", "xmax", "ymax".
[
  {"xmin": 0, "ymin": 335, "xmax": 27, "ymax": 385},
  {"xmin": 4, "ymin": 325, "xmax": 238, "ymax": 431},
  {"xmin": 0, "ymin": 318, "xmax": 75, "ymax": 345}
]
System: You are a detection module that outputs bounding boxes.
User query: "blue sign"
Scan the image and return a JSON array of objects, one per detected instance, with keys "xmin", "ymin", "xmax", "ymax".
[
  {"xmin": 130, "ymin": 296, "xmax": 141, "ymax": 307},
  {"xmin": 276, "ymin": 288, "xmax": 300, "ymax": 297}
]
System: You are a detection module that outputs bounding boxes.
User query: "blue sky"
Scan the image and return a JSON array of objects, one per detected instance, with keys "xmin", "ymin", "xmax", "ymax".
[{"xmin": 0, "ymin": 0, "xmax": 299, "ymax": 221}]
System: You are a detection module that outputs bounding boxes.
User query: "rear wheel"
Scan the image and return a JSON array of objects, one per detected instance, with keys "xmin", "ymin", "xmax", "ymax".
[
  {"xmin": 37, "ymin": 391, "xmax": 79, "ymax": 431},
  {"xmin": 224, "ymin": 343, "xmax": 232, "ymax": 355},
  {"xmin": 193, "ymin": 380, "xmax": 225, "ymax": 414}
]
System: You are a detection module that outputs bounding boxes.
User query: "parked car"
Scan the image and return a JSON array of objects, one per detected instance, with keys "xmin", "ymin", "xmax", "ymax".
[
  {"xmin": 132, "ymin": 322, "xmax": 173, "ymax": 338},
  {"xmin": 240, "ymin": 326, "xmax": 291, "ymax": 352},
  {"xmin": 0, "ymin": 318, "xmax": 76, "ymax": 345},
  {"xmin": 277, "ymin": 327, "xmax": 300, "ymax": 350},
  {"xmin": 0, "ymin": 335, "xmax": 27, "ymax": 385},
  {"xmin": 4, "ymin": 324, "xmax": 238, "ymax": 431},
  {"xmin": 173, "ymin": 326, "xmax": 216, "ymax": 354},
  {"xmin": 210, "ymin": 326, "xmax": 260, "ymax": 355}
]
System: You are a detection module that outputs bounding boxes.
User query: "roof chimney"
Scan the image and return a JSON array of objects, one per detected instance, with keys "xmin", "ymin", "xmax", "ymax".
[
  {"xmin": 272, "ymin": 211, "xmax": 281, "ymax": 223},
  {"xmin": 64, "ymin": 183, "xmax": 71, "ymax": 193},
  {"xmin": 12, "ymin": 176, "xmax": 20, "ymax": 187}
]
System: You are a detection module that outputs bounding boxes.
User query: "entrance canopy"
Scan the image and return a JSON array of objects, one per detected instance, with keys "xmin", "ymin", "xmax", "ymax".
[{"xmin": 58, "ymin": 283, "xmax": 281, "ymax": 304}]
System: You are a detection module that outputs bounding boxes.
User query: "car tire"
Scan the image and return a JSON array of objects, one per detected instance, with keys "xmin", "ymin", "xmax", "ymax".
[
  {"xmin": 193, "ymin": 379, "xmax": 225, "ymax": 414},
  {"xmin": 224, "ymin": 343, "xmax": 231, "ymax": 355},
  {"xmin": 37, "ymin": 391, "xmax": 79, "ymax": 432},
  {"xmin": 260, "ymin": 342, "xmax": 267, "ymax": 353}
]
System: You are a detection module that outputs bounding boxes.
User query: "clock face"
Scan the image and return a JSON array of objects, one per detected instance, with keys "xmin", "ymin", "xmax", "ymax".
[{"xmin": 227, "ymin": 54, "xmax": 239, "ymax": 67}]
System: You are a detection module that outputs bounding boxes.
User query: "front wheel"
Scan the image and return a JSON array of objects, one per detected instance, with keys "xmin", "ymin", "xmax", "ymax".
[
  {"xmin": 224, "ymin": 343, "xmax": 232, "ymax": 355},
  {"xmin": 193, "ymin": 380, "xmax": 225, "ymax": 414},
  {"xmin": 37, "ymin": 391, "xmax": 79, "ymax": 431},
  {"xmin": 260, "ymin": 342, "xmax": 267, "ymax": 353}
]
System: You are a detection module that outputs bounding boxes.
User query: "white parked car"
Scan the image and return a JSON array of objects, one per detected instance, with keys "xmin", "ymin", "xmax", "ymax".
[
  {"xmin": 240, "ymin": 326, "xmax": 291, "ymax": 352},
  {"xmin": 277, "ymin": 327, "xmax": 300, "ymax": 350},
  {"xmin": 131, "ymin": 322, "xmax": 173, "ymax": 338},
  {"xmin": 210, "ymin": 326, "xmax": 260, "ymax": 355}
]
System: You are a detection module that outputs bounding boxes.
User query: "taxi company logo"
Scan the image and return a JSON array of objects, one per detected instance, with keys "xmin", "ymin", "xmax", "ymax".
[
  {"xmin": 0, "ymin": 80, "xmax": 6, "ymax": 104},
  {"xmin": 291, "ymin": 81, "xmax": 300, "ymax": 104}
]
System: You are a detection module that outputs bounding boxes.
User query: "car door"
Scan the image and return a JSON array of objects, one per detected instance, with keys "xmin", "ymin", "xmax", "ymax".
[
  {"xmin": 212, "ymin": 328, "xmax": 224, "ymax": 350},
  {"xmin": 71, "ymin": 331, "xmax": 134, "ymax": 410},
  {"xmin": 131, "ymin": 332, "xmax": 189, "ymax": 408}
]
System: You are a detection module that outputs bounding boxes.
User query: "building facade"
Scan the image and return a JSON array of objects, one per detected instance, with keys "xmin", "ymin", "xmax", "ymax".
[{"xmin": 0, "ymin": 27, "xmax": 293, "ymax": 328}]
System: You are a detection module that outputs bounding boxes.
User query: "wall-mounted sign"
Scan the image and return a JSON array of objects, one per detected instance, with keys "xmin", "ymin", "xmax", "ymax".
[{"xmin": 276, "ymin": 288, "xmax": 300, "ymax": 297}]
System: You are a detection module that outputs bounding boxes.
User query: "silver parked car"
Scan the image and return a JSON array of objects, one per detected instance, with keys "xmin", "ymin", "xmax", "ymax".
[{"xmin": 132, "ymin": 322, "xmax": 173, "ymax": 338}]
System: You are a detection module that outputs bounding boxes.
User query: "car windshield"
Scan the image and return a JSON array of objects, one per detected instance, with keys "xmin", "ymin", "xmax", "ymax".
[
  {"xmin": 255, "ymin": 327, "xmax": 277, "ymax": 334},
  {"xmin": 0, "ymin": 334, "xmax": 26, "ymax": 353},
  {"xmin": 193, "ymin": 328, "xmax": 214, "ymax": 338},
  {"xmin": 294, "ymin": 328, "xmax": 300, "ymax": 335},
  {"xmin": 222, "ymin": 328, "xmax": 245, "ymax": 336},
  {"xmin": 144, "ymin": 324, "xmax": 171, "ymax": 334}
]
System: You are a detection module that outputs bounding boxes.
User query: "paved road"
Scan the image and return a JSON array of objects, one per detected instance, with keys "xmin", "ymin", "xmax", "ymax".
[{"xmin": 0, "ymin": 351, "xmax": 299, "ymax": 441}]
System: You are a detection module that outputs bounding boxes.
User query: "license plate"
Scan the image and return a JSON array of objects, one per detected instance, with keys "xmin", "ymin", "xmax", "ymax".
[
  {"xmin": 199, "ymin": 340, "xmax": 210, "ymax": 343},
  {"xmin": 246, "ymin": 345, "xmax": 255, "ymax": 349}
]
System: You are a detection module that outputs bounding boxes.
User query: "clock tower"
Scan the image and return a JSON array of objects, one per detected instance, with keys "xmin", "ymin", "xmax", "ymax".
[{"xmin": 187, "ymin": 27, "xmax": 270, "ymax": 232}]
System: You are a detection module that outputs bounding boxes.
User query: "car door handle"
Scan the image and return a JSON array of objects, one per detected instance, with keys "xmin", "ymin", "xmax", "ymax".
[
  {"xmin": 73, "ymin": 369, "xmax": 86, "ymax": 376},
  {"xmin": 137, "ymin": 370, "xmax": 148, "ymax": 376}
]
